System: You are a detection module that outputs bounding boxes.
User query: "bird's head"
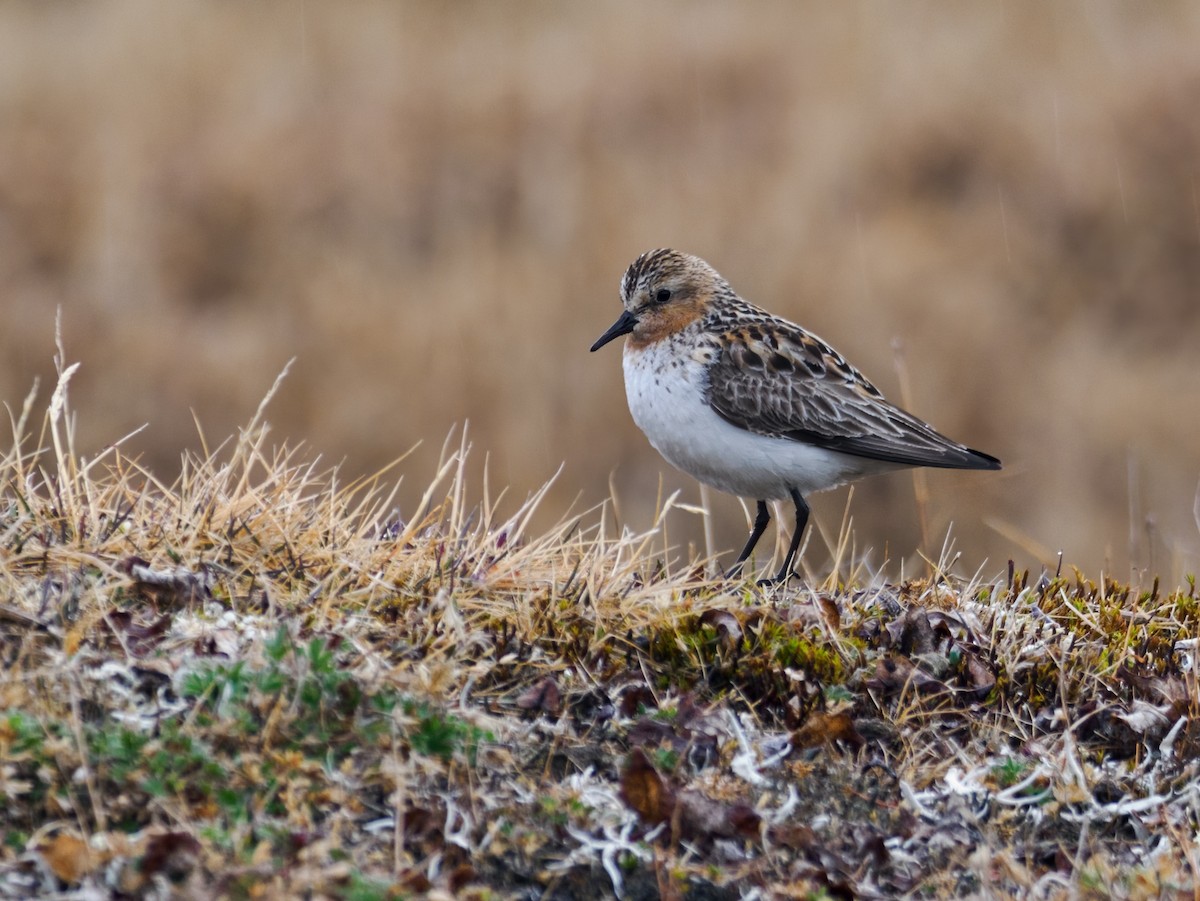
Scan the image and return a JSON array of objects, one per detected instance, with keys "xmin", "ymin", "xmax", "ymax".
[{"xmin": 590, "ymin": 249, "xmax": 727, "ymax": 352}]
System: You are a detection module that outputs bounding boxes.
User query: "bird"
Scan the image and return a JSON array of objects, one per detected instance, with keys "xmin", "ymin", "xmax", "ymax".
[{"xmin": 590, "ymin": 248, "xmax": 1001, "ymax": 585}]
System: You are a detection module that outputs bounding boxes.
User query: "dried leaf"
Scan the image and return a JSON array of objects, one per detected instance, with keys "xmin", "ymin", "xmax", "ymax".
[
  {"xmin": 516, "ymin": 676, "xmax": 561, "ymax": 716},
  {"xmin": 39, "ymin": 833, "xmax": 98, "ymax": 884},
  {"xmin": 620, "ymin": 748, "xmax": 675, "ymax": 826},
  {"xmin": 815, "ymin": 595, "xmax": 841, "ymax": 630},
  {"xmin": 617, "ymin": 683, "xmax": 658, "ymax": 717},
  {"xmin": 792, "ymin": 710, "xmax": 865, "ymax": 752},
  {"xmin": 620, "ymin": 749, "xmax": 762, "ymax": 844}
]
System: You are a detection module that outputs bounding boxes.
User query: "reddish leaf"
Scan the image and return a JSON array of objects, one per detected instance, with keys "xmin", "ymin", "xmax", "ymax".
[
  {"xmin": 620, "ymin": 748, "xmax": 676, "ymax": 826},
  {"xmin": 620, "ymin": 749, "xmax": 762, "ymax": 844},
  {"xmin": 516, "ymin": 676, "xmax": 561, "ymax": 716},
  {"xmin": 618, "ymin": 683, "xmax": 658, "ymax": 717},
  {"xmin": 815, "ymin": 595, "xmax": 841, "ymax": 630},
  {"xmin": 38, "ymin": 834, "xmax": 97, "ymax": 884},
  {"xmin": 792, "ymin": 710, "xmax": 865, "ymax": 752}
]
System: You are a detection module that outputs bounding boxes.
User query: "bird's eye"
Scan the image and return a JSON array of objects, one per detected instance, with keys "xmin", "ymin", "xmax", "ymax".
[{"xmin": 654, "ymin": 288, "xmax": 672, "ymax": 304}]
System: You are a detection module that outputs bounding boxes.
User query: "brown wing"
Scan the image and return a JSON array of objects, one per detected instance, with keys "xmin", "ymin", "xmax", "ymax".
[{"xmin": 705, "ymin": 321, "xmax": 1000, "ymax": 470}]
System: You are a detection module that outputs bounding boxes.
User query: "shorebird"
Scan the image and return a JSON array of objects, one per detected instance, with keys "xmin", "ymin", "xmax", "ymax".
[{"xmin": 591, "ymin": 248, "xmax": 1000, "ymax": 584}]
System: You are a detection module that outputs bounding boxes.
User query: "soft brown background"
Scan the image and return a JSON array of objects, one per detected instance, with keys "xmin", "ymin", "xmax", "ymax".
[{"xmin": 2, "ymin": 2, "xmax": 1198, "ymax": 582}]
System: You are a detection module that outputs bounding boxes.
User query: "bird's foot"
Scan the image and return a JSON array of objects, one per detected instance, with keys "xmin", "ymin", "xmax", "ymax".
[
  {"xmin": 722, "ymin": 563, "xmax": 796, "ymax": 587},
  {"xmin": 755, "ymin": 570, "xmax": 796, "ymax": 589}
]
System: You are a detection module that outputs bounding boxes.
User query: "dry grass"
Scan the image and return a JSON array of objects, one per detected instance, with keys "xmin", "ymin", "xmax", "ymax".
[
  {"xmin": 2, "ymin": 3, "xmax": 1200, "ymax": 583},
  {"xmin": 2, "ymin": 348, "xmax": 1198, "ymax": 898}
]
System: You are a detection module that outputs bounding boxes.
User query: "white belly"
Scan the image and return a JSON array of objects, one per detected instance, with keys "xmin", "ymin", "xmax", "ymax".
[{"xmin": 622, "ymin": 341, "xmax": 886, "ymax": 500}]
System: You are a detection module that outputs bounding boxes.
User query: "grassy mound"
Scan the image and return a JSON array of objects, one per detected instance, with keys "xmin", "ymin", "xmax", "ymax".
[{"xmin": 2, "ymin": 351, "xmax": 1197, "ymax": 899}]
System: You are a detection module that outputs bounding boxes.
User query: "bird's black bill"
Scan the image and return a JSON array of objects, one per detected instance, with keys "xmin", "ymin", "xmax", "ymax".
[{"xmin": 589, "ymin": 310, "xmax": 638, "ymax": 352}]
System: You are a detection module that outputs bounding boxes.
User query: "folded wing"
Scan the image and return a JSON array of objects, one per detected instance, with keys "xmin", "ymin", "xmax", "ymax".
[{"xmin": 705, "ymin": 322, "xmax": 1001, "ymax": 471}]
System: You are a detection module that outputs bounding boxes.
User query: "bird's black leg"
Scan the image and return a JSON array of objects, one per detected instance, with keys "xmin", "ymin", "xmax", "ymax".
[
  {"xmin": 726, "ymin": 500, "xmax": 770, "ymax": 579},
  {"xmin": 762, "ymin": 489, "xmax": 810, "ymax": 586}
]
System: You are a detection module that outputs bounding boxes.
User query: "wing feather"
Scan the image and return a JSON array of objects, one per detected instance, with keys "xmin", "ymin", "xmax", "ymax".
[{"xmin": 705, "ymin": 319, "xmax": 1000, "ymax": 470}]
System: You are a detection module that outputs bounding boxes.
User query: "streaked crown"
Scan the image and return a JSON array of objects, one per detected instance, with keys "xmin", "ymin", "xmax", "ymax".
[{"xmin": 619, "ymin": 248, "xmax": 730, "ymax": 313}]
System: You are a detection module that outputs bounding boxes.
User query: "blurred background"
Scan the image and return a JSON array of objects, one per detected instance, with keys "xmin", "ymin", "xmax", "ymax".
[{"xmin": 2, "ymin": 2, "xmax": 1198, "ymax": 583}]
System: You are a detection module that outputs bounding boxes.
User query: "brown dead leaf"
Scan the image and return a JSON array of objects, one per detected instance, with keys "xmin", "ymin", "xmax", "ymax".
[
  {"xmin": 620, "ymin": 749, "xmax": 762, "ymax": 844},
  {"xmin": 792, "ymin": 710, "xmax": 865, "ymax": 752},
  {"xmin": 620, "ymin": 748, "xmax": 676, "ymax": 826},
  {"xmin": 617, "ymin": 682, "xmax": 658, "ymax": 717},
  {"xmin": 516, "ymin": 676, "xmax": 561, "ymax": 717},
  {"xmin": 815, "ymin": 595, "xmax": 841, "ymax": 630},
  {"xmin": 39, "ymin": 833, "xmax": 99, "ymax": 884}
]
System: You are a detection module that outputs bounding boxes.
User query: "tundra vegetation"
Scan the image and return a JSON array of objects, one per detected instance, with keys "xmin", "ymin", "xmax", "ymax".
[{"xmin": 1, "ymin": 352, "xmax": 1197, "ymax": 899}]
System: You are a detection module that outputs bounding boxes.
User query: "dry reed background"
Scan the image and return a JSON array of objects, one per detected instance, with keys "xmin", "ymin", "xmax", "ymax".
[{"xmin": 2, "ymin": 2, "xmax": 1199, "ymax": 582}]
